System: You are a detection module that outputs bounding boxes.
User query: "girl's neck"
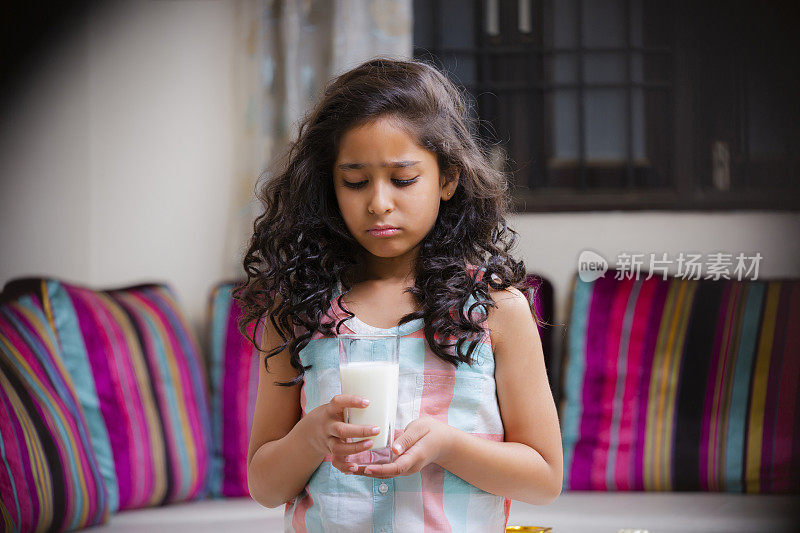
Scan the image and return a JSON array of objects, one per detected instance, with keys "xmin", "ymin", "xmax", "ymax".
[{"xmin": 344, "ymin": 254, "xmax": 417, "ymax": 287}]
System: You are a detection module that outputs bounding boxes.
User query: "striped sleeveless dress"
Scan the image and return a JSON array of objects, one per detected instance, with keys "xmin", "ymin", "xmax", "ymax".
[{"xmin": 284, "ymin": 266, "xmax": 511, "ymax": 532}]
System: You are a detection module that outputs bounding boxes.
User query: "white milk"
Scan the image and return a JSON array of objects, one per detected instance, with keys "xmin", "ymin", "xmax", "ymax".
[{"xmin": 339, "ymin": 361, "xmax": 399, "ymax": 450}]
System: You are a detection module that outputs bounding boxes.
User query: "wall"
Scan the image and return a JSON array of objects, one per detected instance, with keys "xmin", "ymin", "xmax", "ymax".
[
  {"xmin": 1, "ymin": 9, "xmax": 93, "ymax": 288},
  {"xmin": 0, "ymin": 1, "xmax": 237, "ymax": 346}
]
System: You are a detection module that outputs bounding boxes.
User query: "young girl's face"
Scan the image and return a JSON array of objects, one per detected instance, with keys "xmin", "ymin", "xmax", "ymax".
[{"xmin": 333, "ymin": 115, "xmax": 457, "ymax": 269}]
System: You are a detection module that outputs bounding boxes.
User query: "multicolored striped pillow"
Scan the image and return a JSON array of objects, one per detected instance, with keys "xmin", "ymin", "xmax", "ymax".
[
  {"xmin": 206, "ymin": 281, "xmax": 262, "ymax": 497},
  {"xmin": 561, "ymin": 275, "xmax": 800, "ymax": 493},
  {"xmin": 58, "ymin": 280, "xmax": 213, "ymax": 509},
  {"xmin": 0, "ymin": 289, "xmax": 111, "ymax": 531},
  {"xmin": 3, "ymin": 278, "xmax": 214, "ymax": 510}
]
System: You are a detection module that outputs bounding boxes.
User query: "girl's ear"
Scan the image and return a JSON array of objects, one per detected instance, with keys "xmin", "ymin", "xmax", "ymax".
[{"xmin": 441, "ymin": 165, "xmax": 460, "ymax": 200}]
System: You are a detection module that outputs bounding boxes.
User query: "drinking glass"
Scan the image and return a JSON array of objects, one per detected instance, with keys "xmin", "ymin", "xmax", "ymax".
[{"xmin": 338, "ymin": 333, "xmax": 400, "ymax": 466}]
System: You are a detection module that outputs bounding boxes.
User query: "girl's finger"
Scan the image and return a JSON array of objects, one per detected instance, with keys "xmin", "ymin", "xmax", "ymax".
[
  {"xmin": 328, "ymin": 394, "xmax": 370, "ymax": 413},
  {"xmin": 331, "ymin": 463, "xmax": 369, "ymax": 476},
  {"xmin": 328, "ymin": 437, "xmax": 373, "ymax": 456},
  {"xmin": 349, "ymin": 464, "xmax": 369, "ymax": 475},
  {"xmin": 331, "ymin": 461, "xmax": 357, "ymax": 475},
  {"xmin": 330, "ymin": 421, "xmax": 381, "ymax": 439},
  {"xmin": 363, "ymin": 452, "xmax": 417, "ymax": 477},
  {"xmin": 391, "ymin": 424, "xmax": 429, "ymax": 455}
]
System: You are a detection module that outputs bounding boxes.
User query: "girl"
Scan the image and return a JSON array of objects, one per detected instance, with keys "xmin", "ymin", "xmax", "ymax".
[{"xmin": 235, "ymin": 57, "xmax": 562, "ymax": 532}]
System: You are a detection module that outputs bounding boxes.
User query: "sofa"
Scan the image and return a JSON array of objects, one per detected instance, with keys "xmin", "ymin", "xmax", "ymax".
[{"xmin": 1, "ymin": 273, "xmax": 798, "ymax": 533}]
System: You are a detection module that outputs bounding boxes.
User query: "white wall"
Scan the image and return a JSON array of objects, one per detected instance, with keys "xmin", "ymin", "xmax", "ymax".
[
  {"xmin": 0, "ymin": 1, "xmax": 236, "ymax": 345},
  {"xmin": 1, "ymin": 1, "xmax": 798, "ymax": 360},
  {"xmin": 0, "ymin": 12, "xmax": 93, "ymax": 286}
]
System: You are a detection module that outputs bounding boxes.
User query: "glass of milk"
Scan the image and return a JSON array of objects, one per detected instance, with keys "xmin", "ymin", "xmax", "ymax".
[{"xmin": 338, "ymin": 333, "xmax": 400, "ymax": 465}]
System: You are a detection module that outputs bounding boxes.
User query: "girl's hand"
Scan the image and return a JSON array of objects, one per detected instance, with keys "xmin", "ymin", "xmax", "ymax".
[
  {"xmin": 354, "ymin": 416, "xmax": 455, "ymax": 479},
  {"xmin": 304, "ymin": 394, "xmax": 381, "ymax": 473}
]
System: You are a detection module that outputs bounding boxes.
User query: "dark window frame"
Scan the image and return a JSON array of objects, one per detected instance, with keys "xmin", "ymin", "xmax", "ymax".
[{"xmin": 412, "ymin": 0, "xmax": 800, "ymax": 212}]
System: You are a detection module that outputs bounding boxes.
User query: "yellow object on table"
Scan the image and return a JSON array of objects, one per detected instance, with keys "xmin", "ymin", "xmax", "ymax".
[{"xmin": 506, "ymin": 527, "xmax": 552, "ymax": 532}]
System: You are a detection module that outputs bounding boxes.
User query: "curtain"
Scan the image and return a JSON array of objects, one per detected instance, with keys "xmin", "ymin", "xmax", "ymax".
[{"xmin": 225, "ymin": 0, "xmax": 413, "ymax": 278}]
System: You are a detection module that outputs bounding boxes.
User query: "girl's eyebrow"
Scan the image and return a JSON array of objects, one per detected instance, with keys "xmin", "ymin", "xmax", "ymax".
[{"xmin": 337, "ymin": 160, "xmax": 421, "ymax": 171}]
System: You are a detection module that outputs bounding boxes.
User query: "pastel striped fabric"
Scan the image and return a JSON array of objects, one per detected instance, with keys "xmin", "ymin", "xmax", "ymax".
[
  {"xmin": 285, "ymin": 265, "xmax": 511, "ymax": 532},
  {"xmin": 207, "ymin": 282, "xmax": 261, "ymax": 497},
  {"xmin": 0, "ymin": 289, "xmax": 110, "ymax": 532},
  {"xmin": 561, "ymin": 275, "xmax": 800, "ymax": 493},
  {"xmin": 36, "ymin": 279, "xmax": 213, "ymax": 510}
]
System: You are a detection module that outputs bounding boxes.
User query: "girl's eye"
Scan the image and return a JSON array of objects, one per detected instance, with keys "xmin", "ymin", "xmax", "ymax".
[
  {"xmin": 342, "ymin": 176, "xmax": 419, "ymax": 189},
  {"xmin": 394, "ymin": 177, "xmax": 419, "ymax": 187}
]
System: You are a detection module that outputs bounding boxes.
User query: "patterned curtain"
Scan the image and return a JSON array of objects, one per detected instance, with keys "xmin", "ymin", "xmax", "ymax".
[{"xmin": 225, "ymin": 0, "xmax": 413, "ymax": 278}]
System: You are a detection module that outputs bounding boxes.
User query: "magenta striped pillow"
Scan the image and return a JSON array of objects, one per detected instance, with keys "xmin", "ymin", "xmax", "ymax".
[
  {"xmin": 15, "ymin": 279, "xmax": 214, "ymax": 510},
  {"xmin": 206, "ymin": 281, "xmax": 262, "ymax": 497},
  {"xmin": 65, "ymin": 281, "xmax": 212, "ymax": 508},
  {"xmin": 561, "ymin": 275, "xmax": 800, "ymax": 493},
  {"xmin": 0, "ymin": 288, "xmax": 111, "ymax": 531}
]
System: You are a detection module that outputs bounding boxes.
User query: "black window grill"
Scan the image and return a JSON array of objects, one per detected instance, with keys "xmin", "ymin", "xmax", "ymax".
[{"xmin": 413, "ymin": 0, "xmax": 800, "ymax": 211}]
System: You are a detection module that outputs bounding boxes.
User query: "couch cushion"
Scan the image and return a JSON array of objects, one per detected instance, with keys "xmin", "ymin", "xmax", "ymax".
[
  {"xmin": 0, "ymin": 287, "xmax": 111, "ymax": 531},
  {"xmin": 508, "ymin": 491, "xmax": 800, "ymax": 533},
  {"xmin": 98, "ymin": 492, "xmax": 800, "ymax": 533},
  {"xmin": 104, "ymin": 497, "xmax": 283, "ymax": 532},
  {"xmin": 4, "ymin": 278, "xmax": 213, "ymax": 510},
  {"xmin": 561, "ymin": 275, "xmax": 799, "ymax": 493},
  {"xmin": 206, "ymin": 282, "xmax": 261, "ymax": 497}
]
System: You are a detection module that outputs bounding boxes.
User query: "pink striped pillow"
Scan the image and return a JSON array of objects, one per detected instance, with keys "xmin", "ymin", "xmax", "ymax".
[
  {"xmin": 0, "ymin": 288, "xmax": 111, "ymax": 530},
  {"xmin": 561, "ymin": 275, "xmax": 800, "ymax": 493},
  {"xmin": 10, "ymin": 278, "xmax": 214, "ymax": 510},
  {"xmin": 206, "ymin": 281, "xmax": 261, "ymax": 497},
  {"xmin": 62, "ymin": 281, "xmax": 212, "ymax": 508}
]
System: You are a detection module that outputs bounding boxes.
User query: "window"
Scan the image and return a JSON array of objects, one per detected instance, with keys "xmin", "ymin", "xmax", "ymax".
[{"xmin": 413, "ymin": 0, "xmax": 800, "ymax": 211}]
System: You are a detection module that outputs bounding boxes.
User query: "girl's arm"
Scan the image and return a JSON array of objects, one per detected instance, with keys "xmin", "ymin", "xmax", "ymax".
[
  {"xmin": 438, "ymin": 285, "xmax": 563, "ymax": 504},
  {"xmin": 246, "ymin": 316, "xmax": 322, "ymax": 508},
  {"xmin": 361, "ymin": 286, "xmax": 563, "ymax": 505},
  {"xmin": 247, "ymin": 310, "xmax": 380, "ymax": 508}
]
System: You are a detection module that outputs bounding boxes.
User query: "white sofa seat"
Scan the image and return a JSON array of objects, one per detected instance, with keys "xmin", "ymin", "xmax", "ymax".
[
  {"xmin": 84, "ymin": 492, "xmax": 800, "ymax": 533},
  {"xmin": 85, "ymin": 498, "xmax": 284, "ymax": 532},
  {"xmin": 508, "ymin": 491, "xmax": 800, "ymax": 533}
]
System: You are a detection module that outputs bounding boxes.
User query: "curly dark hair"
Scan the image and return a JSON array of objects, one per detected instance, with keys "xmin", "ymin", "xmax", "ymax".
[{"xmin": 233, "ymin": 56, "xmax": 536, "ymax": 386}]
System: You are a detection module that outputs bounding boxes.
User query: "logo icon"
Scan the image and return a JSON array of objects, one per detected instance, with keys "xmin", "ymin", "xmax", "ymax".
[{"xmin": 578, "ymin": 250, "xmax": 608, "ymax": 282}]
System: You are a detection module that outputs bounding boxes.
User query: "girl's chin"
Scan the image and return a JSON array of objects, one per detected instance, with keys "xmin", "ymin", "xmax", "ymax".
[{"xmin": 363, "ymin": 245, "xmax": 414, "ymax": 259}]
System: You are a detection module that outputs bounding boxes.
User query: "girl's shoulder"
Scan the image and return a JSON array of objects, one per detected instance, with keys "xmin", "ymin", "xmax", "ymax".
[
  {"xmin": 485, "ymin": 283, "xmax": 534, "ymax": 356},
  {"xmin": 465, "ymin": 261, "xmax": 526, "ymax": 305},
  {"xmin": 464, "ymin": 262, "xmax": 531, "ymax": 349}
]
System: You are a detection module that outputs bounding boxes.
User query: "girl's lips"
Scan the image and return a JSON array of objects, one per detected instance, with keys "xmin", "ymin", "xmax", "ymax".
[{"xmin": 368, "ymin": 228, "xmax": 400, "ymax": 237}]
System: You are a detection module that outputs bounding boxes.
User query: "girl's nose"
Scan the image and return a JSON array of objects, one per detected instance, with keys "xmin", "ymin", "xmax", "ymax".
[{"xmin": 367, "ymin": 182, "xmax": 394, "ymax": 214}]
